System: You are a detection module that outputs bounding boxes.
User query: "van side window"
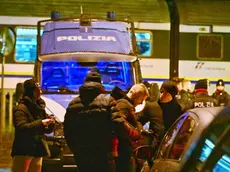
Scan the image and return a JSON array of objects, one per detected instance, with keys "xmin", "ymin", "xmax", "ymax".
[
  {"xmin": 15, "ymin": 27, "xmax": 43, "ymax": 63},
  {"xmin": 135, "ymin": 31, "xmax": 152, "ymax": 56}
]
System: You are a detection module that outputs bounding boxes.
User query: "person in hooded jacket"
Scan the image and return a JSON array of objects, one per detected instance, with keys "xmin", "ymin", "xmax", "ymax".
[
  {"xmin": 64, "ymin": 68, "xmax": 116, "ymax": 172},
  {"xmin": 64, "ymin": 68, "xmax": 144, "ymax": 172},
  {"xmin": 11, "ymin": 79, "xmax": 56, "ymax": 172}
]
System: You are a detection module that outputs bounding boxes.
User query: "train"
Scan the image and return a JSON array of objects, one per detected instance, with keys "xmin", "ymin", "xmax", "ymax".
[{"xmin": 1, "ymin": 15, "xmax": 230, "ymax": 93}]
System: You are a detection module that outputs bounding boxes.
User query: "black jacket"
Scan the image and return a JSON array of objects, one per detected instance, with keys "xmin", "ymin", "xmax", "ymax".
[
  {"xmin": 212, "ymin": 90, "xmax": 230, "ymax": 106},
  {"xmin": 177, "ymin": 90, "xmax": 194, "ymax": 112},
  {"xmin": 137, "ymin": 101, "xmax": 165, "ymax": 146},
  {"xmin": 190, "ymin": 90, "xmax": 218, "ymax": 108},
  {"xmin": 158, "ymin": 98, "xmax": 182, "ymax": 132},
  {"xmin": 11, "ymin": 97, "xmax": 55, "ymax": 157},
  {"xmin": 64, "ymin": 82, "xmax": 116, "ymax": 157},
  {"xmin": 111, "ymin": 86, "xmax": 141, "ymax": 141}
]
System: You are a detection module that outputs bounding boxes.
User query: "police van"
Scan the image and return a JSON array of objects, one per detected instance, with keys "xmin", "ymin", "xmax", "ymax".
[{"xmin": 35, "ymin": 14, "xmax": 142, "ymax": 171}]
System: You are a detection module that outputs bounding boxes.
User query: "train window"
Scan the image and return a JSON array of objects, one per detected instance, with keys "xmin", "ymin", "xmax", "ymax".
[
  {"xmin": 15, "ymin": 27, "xmax": 43, "ymax": 63},
  {"xmin": 197, "ymin": 34, "xmax": 223, "ymax": 60},
  {"xmin": 135, "ymin": 31, "xmax": 152, "ymax": 56}
]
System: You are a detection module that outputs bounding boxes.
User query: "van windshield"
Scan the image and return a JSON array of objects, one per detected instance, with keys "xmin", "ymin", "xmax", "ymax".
[{"xmin": 41, "ymin": 61, "xmax": 134, "ymax": 93}]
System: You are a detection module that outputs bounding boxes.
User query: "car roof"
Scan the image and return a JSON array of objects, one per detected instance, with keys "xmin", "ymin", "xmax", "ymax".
[
  {"xmin": 179, "ymin": 105, "xmax": 230, "ymax": 171},
  {"xmin": 152, "ymin": 107, "xmax": 227, "ymax": 171},
  {"xmin": 187, "ymin": 107, "xmax": 224, "ymax": 129}
]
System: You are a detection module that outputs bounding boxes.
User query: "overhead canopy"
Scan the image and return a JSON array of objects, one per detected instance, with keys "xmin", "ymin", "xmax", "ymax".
[
  {"xmin": 0, "ymin": 0, "xmax": 169, "ymax": 23},
  {"xmin": 177, "ymin": 0, "xmax": 230, "ymax": 25}
]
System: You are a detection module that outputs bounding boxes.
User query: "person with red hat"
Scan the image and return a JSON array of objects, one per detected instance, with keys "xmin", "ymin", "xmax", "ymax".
[{"xmin": 190, "ymin": 79, "xmax": 218, "ymax": 108}]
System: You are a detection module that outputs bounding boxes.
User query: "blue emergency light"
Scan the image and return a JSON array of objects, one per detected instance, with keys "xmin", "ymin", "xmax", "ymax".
[
  {"xmin": 51, "ymin": 11, "xmax": 61, "ymax": 19},
  {"xmin": 107, "ymin": 11, "xmax": 116, "ymax": 19}
]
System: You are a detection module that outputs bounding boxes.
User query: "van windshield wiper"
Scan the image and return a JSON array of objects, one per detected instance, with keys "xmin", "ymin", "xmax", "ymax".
[
  {"xmin": 42, "ymin": 85, "xmax": 76, "ymax": 93},
  {"xmin": 57, "ymin": 86, "xmax": 76, "ymax": 93}
]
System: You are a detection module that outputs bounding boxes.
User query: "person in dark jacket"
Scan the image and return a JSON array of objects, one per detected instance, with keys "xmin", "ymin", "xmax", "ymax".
[
  {"xmin": 64, "ymin": 69, "xmax": 117, "ymax": 172},
  {"xmin": 190, "ymin": 79, "xmax": 218, "ymax": 108},
  {"xmin": 158, "ymin": 81, "xmax": 182, "ymax": 132},
  {"xmin": 133, "ymin": 82, "xmax": 164, "ymax": 171},
  {"xmin": 11, "ymin": 79, "xmax": 56, "ymax": 172},
  {"xmin": 137, "ymin": 82, "xmax": 164, "ymax": 149},
  {"xmin": 112, "ymin": 83, "xmax": 149, "ymax": 172},
  {"xmin": 176, "ymin": 79, "xmax": 194, "ymax": 112},
  {"xmin": 212, "ymin": 79, "xmax": 230, "ymax": 106}
]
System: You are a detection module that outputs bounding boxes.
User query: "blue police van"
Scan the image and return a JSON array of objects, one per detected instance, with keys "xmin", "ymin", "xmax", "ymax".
[{"xmin": 34, "ymin": 14, "xmax": 142, "ymax": 171}]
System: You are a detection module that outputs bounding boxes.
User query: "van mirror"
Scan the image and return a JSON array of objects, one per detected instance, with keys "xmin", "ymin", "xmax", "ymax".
[{"xmin": 0, "ymin": 27, "xmax": 16, "ymax": 57}]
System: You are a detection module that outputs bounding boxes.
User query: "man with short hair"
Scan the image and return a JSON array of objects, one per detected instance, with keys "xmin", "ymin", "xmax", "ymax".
[
  {"xmin": 137, "ymin": 81, "xmax": 164, "ymax": 149},
  {"xmin": 112, "ymin": 83, "xmax": 149, "ymax": 172},
  {"xmin": 158, "ymin": 80, "xmax": 182, "ymax": 132}
]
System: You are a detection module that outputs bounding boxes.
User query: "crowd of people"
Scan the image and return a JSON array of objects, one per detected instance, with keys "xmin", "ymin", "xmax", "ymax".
[{"xmin": 10, "ymin": 68, "xmax": 230, "ymax": 172}]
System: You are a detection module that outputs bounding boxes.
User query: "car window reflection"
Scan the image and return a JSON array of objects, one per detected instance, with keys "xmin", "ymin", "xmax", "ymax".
[
  {"xmin": 169, "ymin": 116, "xmax": 196, "ymax": 160},
  {"xmin": 158, "ymin": 115, "xmax": 186, "ymax": 159}
]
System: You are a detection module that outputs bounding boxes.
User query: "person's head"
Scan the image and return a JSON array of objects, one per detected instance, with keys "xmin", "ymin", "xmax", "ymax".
[
  {"xmin": 84, "ymin": 68, "xmax": 102, "ymax": 84},
  {"xmin": 127, "ymin": 83, "xmax": 149, "ymax": 107},
  {"xmin": 15, "ymin": 82, "xmax": 24, "ymax": 102},
  {"xmin": 216, "ymin": 79, "xmax": 225, "ymax": 91},
  {"xmin": 143, "ymin": 81, "xmax": 160, "ymax": 102},
  {"xmin": 182, "ymin": 79, "xmax": 192, "ymax": 92},
  {"xmin": 23, "ymin": 79, "xmax": 42, "ymax": 101},
  {"xmin": 171, "ymin": 77, "xmax": 184, "ymax": 92},
  {"xmin": 160, "ymin": 81, "xmax": 178, "ymax": 103},
  {"xmin": 194, "ymin": 79, "xmax": 209, "ymax": 91}
]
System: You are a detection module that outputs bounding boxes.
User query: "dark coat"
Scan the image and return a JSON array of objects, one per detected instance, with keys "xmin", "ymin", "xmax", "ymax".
[
  {"xmin": 177, "ymin": 90, "xmax": 194, "ymax": 112},
  {"xmin": 11, "ymin": 97, "xmax": 55, "ymax": 157},
  {"xmin": 190, "ymin": 90, "xmax": 218, "ymax": 108},
  {"xmin": 64, "ymin": 82, "xmax": 116, "ymax": 156},
  {"xmin": 212, "ymin": 90, "xmax": 230, "ymax": 106},
  {"xmin": 64, "ymin": 81, "xmax": 117, "ymax": 172},
  {"xmin": 137, "ymin": 101, "xmax": 165, "ymax": 147},
  {"xmin": 111, "ymin": 96, "xmax": 141, "ymax": 172},
  {"xmin": 158, "ymin": 98, "xmax": 182, "ymax": 132}
]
